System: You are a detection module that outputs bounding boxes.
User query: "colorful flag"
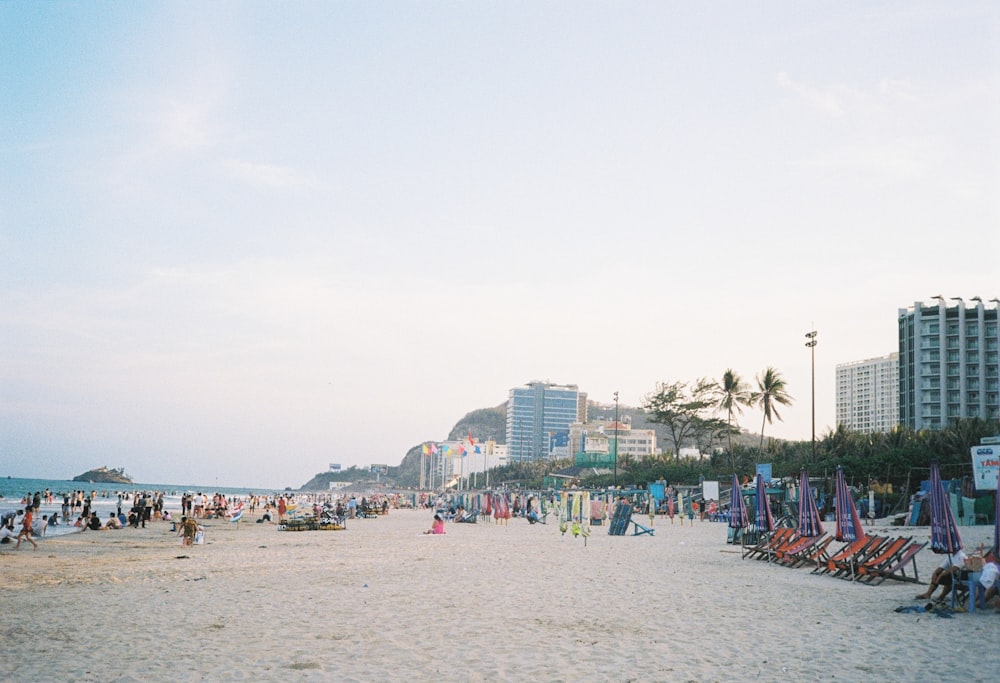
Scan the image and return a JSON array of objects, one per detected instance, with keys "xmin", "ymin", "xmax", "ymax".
[
  {"xmin": 468, "ymin": 429, "xmax": 476, "ymax": 447},
  {"xmin": 459, "ymin": 445, "xmax": 467, "ymax": 457},
  {"xmin": 422, "ymin": 444, "xmax": 430, "ymax": 456}
]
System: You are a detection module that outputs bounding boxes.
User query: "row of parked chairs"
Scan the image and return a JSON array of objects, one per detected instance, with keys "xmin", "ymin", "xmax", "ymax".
[{"xmin": 742, "ymin": 527, "xmax": 927, "ymax": 585}]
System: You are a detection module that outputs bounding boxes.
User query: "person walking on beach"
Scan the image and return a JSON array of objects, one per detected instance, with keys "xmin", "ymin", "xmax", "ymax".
[{"xmin": 15, "ymin": 505, "xmax": 38, "ymax": 550}]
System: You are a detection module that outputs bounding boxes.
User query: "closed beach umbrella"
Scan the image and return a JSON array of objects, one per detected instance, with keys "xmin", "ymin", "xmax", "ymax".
[
  {"xmin": 994, "ymin": 472, "xmax": 999, "ymax": 557},
  {"xmin": 755, "ymin": 473, "xmax": 774, "ymax": 534},
  {"xmin": 797, "ymin": 470, "xmax": 824, "ymax": 538},
  {"xmin": 834, "ymin": 466, "xmax": 865, "ymax": 543},
  {"xmin": 928, "ymin": 462, "xmax": 962, "ymax": 555},
  {"xmin": 728, "ymin": 474, "xmax": 748, "ymax": 530}
]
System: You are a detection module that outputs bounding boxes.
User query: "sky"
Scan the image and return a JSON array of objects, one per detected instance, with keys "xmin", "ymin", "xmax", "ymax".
[{"xmin": 2, "ymin": 2, "xmax": 998, "ymax": 489}]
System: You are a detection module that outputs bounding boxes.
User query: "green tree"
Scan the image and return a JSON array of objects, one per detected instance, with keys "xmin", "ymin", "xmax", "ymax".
[
  {"xmin": 644, "ymin": 379, "xmax": 717, "ymax": 461},
  {"xmin": 753, "ymin": 367, "xmax": 793, "ymax": 452},
  {"xmin": 715, "ymin": 368, "xmax": 753, "ymax": 466}
]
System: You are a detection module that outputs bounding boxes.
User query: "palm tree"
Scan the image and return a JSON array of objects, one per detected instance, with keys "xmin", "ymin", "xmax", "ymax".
[
  {"xmin": 754, "ymin": 367, "xmax": 793, "ymax": 452},
  {"xmin": 715, "ymin": 369, "xmax": 752, "ymax": 461}
]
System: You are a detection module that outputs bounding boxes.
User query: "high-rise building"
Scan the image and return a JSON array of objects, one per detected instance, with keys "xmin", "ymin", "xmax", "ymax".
[
  {"xmin": 836, "ymin": 353, "xmax": 899, "ymax": 433},
  {"xmin": 506, "ymin": 381, "xmax": 581, "ymax": 462},
  {"xmin": 898, "ymin": 298, "xmax": 1000, "ymax": 430}
]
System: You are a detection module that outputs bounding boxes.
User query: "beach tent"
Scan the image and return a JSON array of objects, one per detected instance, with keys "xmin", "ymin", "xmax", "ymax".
[
  {"xmin": 797, "ymin": 470, "xmax": 824, "ymax": 538},
  {"xmin": 834, "ymin": 466, "xmax": 865, "ymax": 543},
  {"xmin": 928, "ymin": 462, "xmax": 962, "ymax": 556}
]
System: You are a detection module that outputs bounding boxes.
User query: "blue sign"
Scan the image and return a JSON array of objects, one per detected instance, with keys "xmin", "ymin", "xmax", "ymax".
[{"xmin": 756, "ymin": 463, "xmax": 772, "ymax": 482}]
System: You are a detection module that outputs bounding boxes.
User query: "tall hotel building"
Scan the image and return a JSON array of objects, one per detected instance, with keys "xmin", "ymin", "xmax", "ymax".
[
  {"xmin": 506, "ymin": 381, "xmax": 583, "ymax": 462},
  {"xmin": 898, "ymin": 298, "xmax": 1000, "ymax": 430},
  {"xmin": 835, "ymin": 354, "xmax": 899, "ymax": 433}
]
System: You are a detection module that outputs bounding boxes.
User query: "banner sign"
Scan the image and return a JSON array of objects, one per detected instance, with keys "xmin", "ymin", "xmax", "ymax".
[{"xmin": 971, "ymin": 446, "xmax": 999, "ymax": 491}]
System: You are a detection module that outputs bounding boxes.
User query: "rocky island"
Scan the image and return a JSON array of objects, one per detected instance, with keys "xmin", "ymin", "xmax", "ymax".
[{"xmin": 72, "ymin": 466, "xmax": 133, "ymax": 484}]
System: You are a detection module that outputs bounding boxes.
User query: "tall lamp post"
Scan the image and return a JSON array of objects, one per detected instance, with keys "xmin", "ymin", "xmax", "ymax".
[
  {"xmin": 805, "ymin": 329, "xmax": 818, "ymax": 461},
  {"xmin": 613, "ymin": 391, "xmax": 619, "ymax": 488}
]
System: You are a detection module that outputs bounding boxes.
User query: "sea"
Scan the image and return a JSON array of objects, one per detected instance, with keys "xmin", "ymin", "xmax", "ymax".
[{"xmin": 0, "ymin": 476, "xmax": 275, "ymax": 539}]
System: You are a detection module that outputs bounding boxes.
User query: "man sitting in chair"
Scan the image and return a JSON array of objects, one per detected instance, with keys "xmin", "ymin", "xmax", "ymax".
[{"xmin": 915, "ymin": 548, "xmax": 967, "ymax": 602}]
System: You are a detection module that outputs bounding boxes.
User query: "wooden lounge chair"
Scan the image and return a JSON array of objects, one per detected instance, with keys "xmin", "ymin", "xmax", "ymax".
[
  {"xmin": 853, "ymin": 536, "xmax": 912, "ymax": 582},
  {"xmin": 758, "ymin": 529, "xmax": 805, "ymax": 562},
  {"xmin": 829, "ymin": 535, "xmax": 889, "ymax": 579},
  {"xmin": 743, "ymin": 527, "xmax": 795, "ymax": 560},
  {"xmin": 865, "ymin": 541, "xmax": 927, "ymax": 585},
  {"xmin": 785, "ymin": 535, "xmax": 834, "ymax": 568},
  {"xmin": 811, "ymin": 535, "xmax": 883, "ymax": 576},
  {"xmin": 773, "ymin": 533, "xmax": 829, "ymax": 567}
]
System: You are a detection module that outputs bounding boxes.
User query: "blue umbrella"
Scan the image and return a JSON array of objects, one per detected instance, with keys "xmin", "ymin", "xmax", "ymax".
[
  {"xmin": 834, "ymin": 466, "xmax": 864, "ymax": 543},
  {"xmin": 928, "ymin": 462, "xmax": 962, "ymax": 555},
  {"xmin": 728, "ymin": 474, "xmax": 748, "ymax": 530},
  {"xmin": 797, "ymin": 470, "xmax": 824, "ymax": 538},
  {"xmin": 755, "ymin": 473, "xmax": 775, "ymax": 534}
]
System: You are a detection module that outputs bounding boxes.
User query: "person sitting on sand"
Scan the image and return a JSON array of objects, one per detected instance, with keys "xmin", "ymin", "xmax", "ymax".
[
  {"xmin": 424, "ymin": 514, "xmax": 446, "ymax": 535},
  {"xmin": 86, "ymin": 513, "xmax": 103, "ymax": 531},
  {"xmin": 916, "ymin": 548, "xmax": 967, "ymax": 602},
  {"xmin": 0, "ymin": 518, "xmax": 18, "ymax": 543},
  {"xmin": 105, "ymin": 512, "xmax": 123, "ymax": 529}
]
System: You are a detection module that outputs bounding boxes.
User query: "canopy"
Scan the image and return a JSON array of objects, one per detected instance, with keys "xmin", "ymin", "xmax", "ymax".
[
  {"xmin": 797, "ymin": 470, "xmax": 824, "ymax": 538},
  {"xmin": 728, "ymin": 474, "xmax": 748, "ymax": 529},
  {"xmin": 928, "ymin": 462, "xmax": 962, "ymax": 555},
  {"xmin": 834, "ymin": 466, "xmax": 865, "ymax": 542},
  {"xmin": 755, "ymin": 473, "xmax": 775, "ymax": 534}
]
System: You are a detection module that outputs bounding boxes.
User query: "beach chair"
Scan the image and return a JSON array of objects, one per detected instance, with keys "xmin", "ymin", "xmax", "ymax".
[
  {"xmin": 811, "ymin": 535, "xmax": 883, "ymax": 577},
  {"xmin": 853, "ymin": 536, "xmax": 913, "ymax": 582},
  {"xmin": 773, "ymin": 533, "xmax": 828, "ymax": 567},
  {"xmin": 865, "ymin": 541, "xmax": 927, "ymax": 585},
  {"xmin": 743, "ymin": 527, "xmax": 794, "ymax": 560},
  {"xmin": 782, "ymin": 535, "xmax": 833, "ymax": 569},
  {"xmin": 629, "ymin": 519, "xmax": 654, "ymax": 536},
  {"xmin": 754, "ymin": 528, "xmax": 801, "ymax": 562},
  {"xmin": 608, "ymin": 502, "xmax": 632, "ymax": 536},
  {"xmin": 828, "ymin": 535, "xmax": 888, "ymax": 579}
]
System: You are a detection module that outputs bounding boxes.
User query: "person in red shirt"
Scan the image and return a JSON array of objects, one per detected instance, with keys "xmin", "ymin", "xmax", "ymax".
[{"xmin": 15, "ymin": 505, "xmax": 38, "ymax": 550}]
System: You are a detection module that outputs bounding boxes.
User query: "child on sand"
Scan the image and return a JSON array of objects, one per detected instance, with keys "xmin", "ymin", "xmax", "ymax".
[
  {"xmin": 179, "ymin": 516, "xmax": 199, "ymax": 546},
  {"xmin": 424, "ymin": 514, "xmax": 446, "ymax": 535}
]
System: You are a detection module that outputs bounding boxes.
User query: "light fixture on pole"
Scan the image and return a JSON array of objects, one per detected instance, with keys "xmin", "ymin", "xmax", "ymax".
[
  {"xmin": 613, "ymin": 391, "xmax": 619, "ymax": 488},
  {"xmin": 805, "ymin": 329, "xmax": 818, "ymax": 461}
]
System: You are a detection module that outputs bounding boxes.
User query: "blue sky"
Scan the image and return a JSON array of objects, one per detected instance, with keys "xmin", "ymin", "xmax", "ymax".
[{"xmin": 2, "ymin": 2, "xmax": 998, "ymax": 488}]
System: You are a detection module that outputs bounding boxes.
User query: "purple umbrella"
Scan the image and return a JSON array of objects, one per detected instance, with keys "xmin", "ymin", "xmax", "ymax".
[
  {"xmin": 755, "ymin": 473, "xmax": 775, "ymax": 534},
  {"xmin": 834, "ymin": 466, "xmax": 865, "ymax": 543},
  {"xmin": 994, "ymin": 471, "xmax": 999, "ymax": 558},
  {"xmin": 928, "ymin": 462, "xmax": 962, "ymax": 555},
  {"xmin": 728, "ymin": 474, "xmax": 748, "ymax": 530},
  {"xmin": 797, "ymin": 470, "xmax": 824, "ymax": 538}
]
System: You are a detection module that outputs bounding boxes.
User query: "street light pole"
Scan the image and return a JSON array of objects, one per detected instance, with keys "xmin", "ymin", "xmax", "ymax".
[
  {"xmin": 805, "ymin": 329, "xmax": 818, "ymax": 461},
  {"xmin": 613, "ymin": 391, "xmax": 619, "ymax": 488}
]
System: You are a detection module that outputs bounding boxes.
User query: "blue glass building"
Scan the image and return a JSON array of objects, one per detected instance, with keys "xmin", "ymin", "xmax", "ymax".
[{"xmin": 506, "ymin": 382, "xmax": 582, "ymax": 462}]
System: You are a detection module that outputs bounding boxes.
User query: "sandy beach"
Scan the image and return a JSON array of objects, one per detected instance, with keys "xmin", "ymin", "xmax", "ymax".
[{"xmin": 2, "ymin": 507, "xmax": 996, "ymax": 682}]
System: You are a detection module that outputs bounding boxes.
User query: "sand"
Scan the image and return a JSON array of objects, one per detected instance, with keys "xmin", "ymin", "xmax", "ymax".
[{"xmin": 1, "ymin": 508, "xmax": 996, "ymax": 682}]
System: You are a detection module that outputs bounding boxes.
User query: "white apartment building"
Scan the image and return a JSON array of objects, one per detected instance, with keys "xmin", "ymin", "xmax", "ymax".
[{"xmin": 836, "ymin": 353, "xmax": 899, "ymax": 434}]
